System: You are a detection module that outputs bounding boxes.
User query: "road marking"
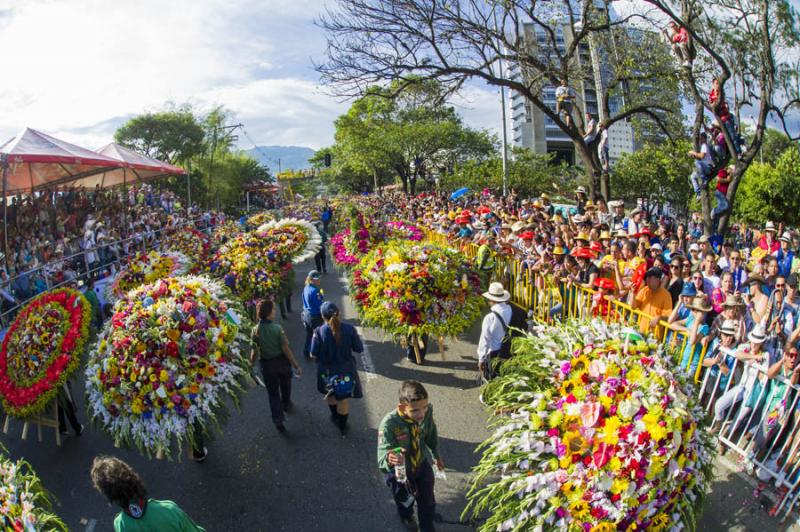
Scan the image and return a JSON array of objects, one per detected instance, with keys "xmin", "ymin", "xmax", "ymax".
[{"xmin": 355, "ymin": 326, "xmax": 376, "ymax": 381}]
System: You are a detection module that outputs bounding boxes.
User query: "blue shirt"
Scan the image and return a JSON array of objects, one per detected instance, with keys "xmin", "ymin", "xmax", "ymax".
[
  {"xmin": 777, "ymin": 249, "xmax": 794, "ymax": 278},
  {"xmin": 706, "ymin": 339, "xmax": 736, "ymax": 390},
  {"xmin": 302, "ymin": 283, "xmax": 324, "ymax": 316},
  {"xmin": 680, "ymin": 314, "xmax": 709, "ymax": 377},
  {"xmin": 310, "ymin": 322, "xmax": 364, "ymax": 367}
]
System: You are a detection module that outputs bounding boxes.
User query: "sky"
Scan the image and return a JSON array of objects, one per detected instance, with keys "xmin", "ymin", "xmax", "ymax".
[{"xmin": 0, "ymin": 0, "xmax": 502, "ymax": 152}]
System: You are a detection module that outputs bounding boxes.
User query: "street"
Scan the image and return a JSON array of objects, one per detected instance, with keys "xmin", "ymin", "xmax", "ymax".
[{"xmin": 1, "ymin": 259, "xmax": 490, "ymax": 531}]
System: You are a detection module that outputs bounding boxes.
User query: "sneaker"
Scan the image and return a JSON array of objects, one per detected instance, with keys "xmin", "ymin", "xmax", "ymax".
[
  {"xmin": 76, "ymin": 423, "xmax": 85, "ymax": 437},
  {"xmin": 193, "ymin": 447, "xmax": 208, "ymax": 463},
  {"xmin": 400, "ymin": 515, "xmax": 419, "ymax": 532}
]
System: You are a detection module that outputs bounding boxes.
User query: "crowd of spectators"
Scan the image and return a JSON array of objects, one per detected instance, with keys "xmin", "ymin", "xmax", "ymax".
[
  {"xmin": 363, "ymin": 186, "xmax": 800, "ymax": 505},
  {"xmin": 0, "ymin": 184, "xmax": 218, "ymax": 321}
]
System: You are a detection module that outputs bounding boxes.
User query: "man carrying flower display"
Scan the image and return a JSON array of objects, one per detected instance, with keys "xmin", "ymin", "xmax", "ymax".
[
  {"xmin": 378, "ymin": 380, "xmax": 443, "ymax": 532},
  {"xmin": 477, "ymin": 283, "xmax": 512, "ymax": 382}
]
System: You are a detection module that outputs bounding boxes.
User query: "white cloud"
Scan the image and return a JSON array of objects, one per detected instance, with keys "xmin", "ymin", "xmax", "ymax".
[{"xmin": 450, "ymin": 83, "xmax": 506, "ymax": 140}]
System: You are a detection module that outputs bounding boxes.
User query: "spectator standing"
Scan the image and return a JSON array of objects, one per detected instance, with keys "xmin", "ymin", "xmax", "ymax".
[
  {"xmin": 633, "ymin": 267, "xmax": 673, "ymax": 335},
  {"xmin": 90, "ymin": 456, "xmax": 205, "ymax": 532}
]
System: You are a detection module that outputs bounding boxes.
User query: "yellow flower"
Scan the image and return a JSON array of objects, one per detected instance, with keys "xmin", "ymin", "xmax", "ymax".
[
  {"xmin": 610, "ymin": 477, "xmax": 629, "ymax": 495},
  {"xmin": 599, "ymin": 415, "xmax": 622, "ymax": 445},
  {"xmin": 563, "ymin": 431, "xmax": 588, "ymax": 455},
  {"xmin": 591, "ymin": 524, "xmax": 616, "ymax": 532},
  {"xmin": 571, "ymin": 355, "xmax": 590, "ymax": 374},
  {"xmin": 643, "ymin": 412, "xmax": 668, "ymax": 441},
  {"xmin": 569, "ymin": 499, "xmax": 590, "ymax": 520},
  {"xmin": 159, "ymin": 370, "xmax": 169, "ymax": 382},
  {"xmin": 649, "ymin": 512, "xmax": 671, "ymax": 532}
]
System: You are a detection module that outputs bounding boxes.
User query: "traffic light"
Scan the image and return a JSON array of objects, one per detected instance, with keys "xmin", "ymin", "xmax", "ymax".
[{"xmin": 324, "ymin": 153, "xmax": 332, "ymax": 167}]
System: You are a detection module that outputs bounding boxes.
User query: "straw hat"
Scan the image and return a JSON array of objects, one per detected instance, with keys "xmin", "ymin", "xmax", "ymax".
[
  {"xmin": 748, "ymin": 326, "xmax": 767, "ymax": 344},
  {"xmin": 483, "ymin": 282, "xmax": 511, "ymax": 302},
  {"xmin": 575, "ymin": 231, "xmax": 590, "ymax": 242},
  {"xmin": 599, "ymin": 231, "xmax": 611, "ymax": 240},
  {"xmin": 540, "ymin": 192, "xmax": 550, "ymax": 201},
  {"xmin": 552, "ymin": 246, "xmax": 567, "ymax": 255},
  {"xmin": 780, "ymin": 232, "xmax": 792, "ymax": 244},
  {"xmin": 687, "ymin": 296, "xmax": 712, "ymax": 312},
  {"xmin": 746, "ymin": 273, "xmax": 766, "ymax": 286},
  {"xmin": 511, "ymin": 221, "xmax": 526, "ymax": 233},
  {"xmin": 720, "ymin": 320, "xmax": 737, "ymax": 336},
  {"xmin": 722, "ymin": 293, "xmax": 745, "ymax": 308},
  {"xmin": 575, "ymin": 186, "xmax": 587, "ymax": 195},
  {"xmin": 764, "ymin": 221, "xmax": 776, "ymax": 232}
]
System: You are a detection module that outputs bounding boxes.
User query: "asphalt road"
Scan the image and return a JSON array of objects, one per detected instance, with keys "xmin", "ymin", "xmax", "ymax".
[
  {"xmin": 3, "ymin": 254, "xmax": 797, "ymax": 531},
  {"xmin": 1, "ymin": 258, "xmax": 490, "ymax": 532}
]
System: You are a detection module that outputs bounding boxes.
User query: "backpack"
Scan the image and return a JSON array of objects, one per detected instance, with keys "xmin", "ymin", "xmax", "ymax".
[{"xmin": 491, "ymin": 311, "xmax": 512, "ymax": 359}]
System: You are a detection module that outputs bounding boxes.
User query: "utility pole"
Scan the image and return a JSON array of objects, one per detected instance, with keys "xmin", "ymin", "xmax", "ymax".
[{"xmin": 207, "ymin": 122, "xmax": 243, "ymax": 210}]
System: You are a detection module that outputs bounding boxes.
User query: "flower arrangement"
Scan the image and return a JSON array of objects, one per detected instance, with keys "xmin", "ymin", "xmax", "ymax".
[
  {"xmin": 350, "ymin": 242, "xmax": 482, "ymax": 338},
  {"xmin": 85, "ymin": 276, "xmax": 253, "ymax": 458},
  {"xmin": 466, "ymin": 320, "xmax": 714, "ymax": 531},
  {"xmin": 332, "ymin": 220, "xmax": 423, "ymax": 267},
  {"xmin": 0, "ymin": 445, "xmax": 67, "ymax": 531},
  {"xmin": 257, "ymin": 218, "xmax": 322, "ymax": 263},
  {"xmin": 245, "ymin": 211, "xmax": 274, "ymax": 230},
  {"xmin": 211, "ymin": 221, "xmax": 242, "ymax": 247},
  {"xmin": 209, "ymin": 232, "xmax": 290, "ymax": 304},
  {"xmin": 106, "ymin": 250, "xmax": 190, "ymax": 302},
  {"xmin": 0, "ymin": 288, "xmax": 90, "ymax": 418},
  {"xmin": 160, "ymin": 226, "xmax": 210, "ymax": 270}
]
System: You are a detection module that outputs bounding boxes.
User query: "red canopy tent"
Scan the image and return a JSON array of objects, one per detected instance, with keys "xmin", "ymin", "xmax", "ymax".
[{"xmin": 67, "ymin": 142, "xmax": 187, "ymax": 190}]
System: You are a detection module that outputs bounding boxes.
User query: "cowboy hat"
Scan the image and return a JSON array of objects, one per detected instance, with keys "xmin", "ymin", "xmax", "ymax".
[
  {"xmin": 590, "ymin": 241, "xmax": 603, "ymax": 253},
  {"xmin": 746, "ymin": 273, "xmax": 766, "ymax": 286},
  {"xmin": 573, "ymin": 247, "xmax": 596, "ymax": 259},
  {"xmin": 764, "ymin": 221, "xmax": 776, "ymax": 232},
  {"xmin": 483, "ymin": 282, "xmax": 511, "ymax": 302},
  {"xmin": 599, "ymin": 231, "xmax": 611, "ymax": 240},
  {"xmin": 520, "ymin": 231, "xmax": 535, "ymax": 241},
  {"xmin": 686, "ymin": 295, "xmax": 712, "ymax": 313},
  {"xmin": 722, "ymin": 293, "xmax": 745, "ymax": 308},
  {"xmin": 552, "ymin": 246, "xmax": 567, "ymax": 255},
  {"xmin": 511, "ymin": 221, "xmax": 526, "ymax": 233},
  {"xmin": 575, "ymin": 231, "xmax": 590, "ymax": 242},
  {"xmin": 780, "ymin": 232, "xmax": 792, "ymax": 243}
]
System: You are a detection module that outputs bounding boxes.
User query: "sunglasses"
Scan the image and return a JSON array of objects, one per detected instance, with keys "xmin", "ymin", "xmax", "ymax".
[
  {"xmin": 776, "ymin": 284, "xmax": 786, "ymax": 289},
  {"xmin": 670, "ymin": 264, "xmax": 681, "ymax": 269}
]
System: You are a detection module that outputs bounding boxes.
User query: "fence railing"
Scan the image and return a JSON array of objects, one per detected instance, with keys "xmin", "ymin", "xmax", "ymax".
[
  {"xmin": 0, "ymin": 215, "xmax": 216, "ymax": 327},
  {"xmin": 424, "ymin": 227, "xmax": 799, "ymax": 522}
]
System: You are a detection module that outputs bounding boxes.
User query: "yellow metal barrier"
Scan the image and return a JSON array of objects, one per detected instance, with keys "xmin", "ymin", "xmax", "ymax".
[{"xmin": 423, "ymin": 228, "xmax": 711, "ymax": 384}]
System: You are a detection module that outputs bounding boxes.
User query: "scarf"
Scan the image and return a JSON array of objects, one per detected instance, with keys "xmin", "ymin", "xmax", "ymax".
[{"xmin": 398, "ymin": 409, "xmax": 422, "ymax": 472}]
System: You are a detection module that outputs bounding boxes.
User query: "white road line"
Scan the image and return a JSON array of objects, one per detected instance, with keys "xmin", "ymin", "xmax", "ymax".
[{"xmin": 354, "ymin": 325, "xmax": 377, "ymax": 381}]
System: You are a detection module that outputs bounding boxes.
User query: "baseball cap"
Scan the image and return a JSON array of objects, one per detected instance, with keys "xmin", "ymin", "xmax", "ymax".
[{"xmin": 307, "ymin": 270, "xmax": 322, "ymax": 280}]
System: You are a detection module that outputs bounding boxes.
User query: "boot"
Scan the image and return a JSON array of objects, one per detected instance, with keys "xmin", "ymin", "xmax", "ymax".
[
  {"xmin": 338, "ymin": 413, "xmax": 349, "ymax": 435},
  {"xmin": 328, "ymin": 404, "xmax": 338, "ymax": 423}
]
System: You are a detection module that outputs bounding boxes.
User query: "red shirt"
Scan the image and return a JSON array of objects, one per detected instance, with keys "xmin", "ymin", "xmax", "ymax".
[
  {"xmin": 672, "ymin": 28, "xmax": 689, "ymax": 43},
  {"xmin": 716, "ymin": 170, "xmax": 730, "ymax": 194}
]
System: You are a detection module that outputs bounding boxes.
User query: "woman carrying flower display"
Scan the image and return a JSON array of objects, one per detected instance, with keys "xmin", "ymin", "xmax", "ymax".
[
  {"xmin": 250, "ymin": 299, "xmax": 302, "ymax": 433},
  {"xmin": 310, "ymin": 302, "xmax": 364, "ymax": 436}
]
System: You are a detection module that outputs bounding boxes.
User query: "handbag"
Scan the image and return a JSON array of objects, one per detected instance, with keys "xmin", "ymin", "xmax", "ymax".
[{"xmin": 325, "ymin": 373, "xmax": 355, "ymax": 397}]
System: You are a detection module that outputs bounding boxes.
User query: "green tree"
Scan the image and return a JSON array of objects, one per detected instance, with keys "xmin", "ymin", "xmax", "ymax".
[
  {"xmin": 759, "ymin": 128, "xmax": 793, "ymax": 165},
  {"xmin": 613, "ymin": 140, "xmax": 694, "ymax": 216},
  {"xmin": 114, "ymin": 105, "xmax": 205, "ymax": 164},
  {"xmin": 733, "ymin": 146, "xmax": 800, "ymax": 227},
  {"xmin": 440, "ymin": 147, "xmax": 576, "ymax": 199}
]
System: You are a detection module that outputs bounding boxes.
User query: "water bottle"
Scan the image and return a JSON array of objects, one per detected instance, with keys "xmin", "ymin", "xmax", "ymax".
[{"xmin": 393, "ymin": 447, "xmax": 407, "ymax": 483}]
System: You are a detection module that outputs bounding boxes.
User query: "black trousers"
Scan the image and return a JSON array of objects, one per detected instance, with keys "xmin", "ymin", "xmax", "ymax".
[
  {"xmin": 261, "ymin": 357, "xmax": 292, "ymax": 424},
  {"xmin": 314, "ymin": 245, "xmax": 327, "ymax": 273},
  {"xmin": 302, "ymin": 313, "xmax": 324, "ymax": 356},
  {"xmin": 57, "ymin": 383, "xmax": 81, "ymax": 433},
  {"xmin": 191, "ymin": 419, "xmax": 205, "ymax": 459},
  {"xmin": 385, "ymin": 460, "xmax": 436, "ymax": 532}
]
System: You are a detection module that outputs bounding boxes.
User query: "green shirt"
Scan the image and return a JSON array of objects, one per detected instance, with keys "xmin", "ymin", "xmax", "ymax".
[
  {"xmin": 251, "ymin": 320, "xmax": 285, "ymax": 360},
  {"xmin": 114, "ymin": 499, "xmax": 205, "ymax": 532},
  {"xmin": 377, "ymin": 405, "xmax": 440, "ymax": 473}
]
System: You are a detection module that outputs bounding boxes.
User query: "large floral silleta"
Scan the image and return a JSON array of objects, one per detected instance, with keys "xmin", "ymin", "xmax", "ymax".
[
  {"xmin": 85, "ymin": 276, "xmax": 252, "ymax": 458},
  {"xmin": 0, "ymin": 445, "xmax": 66, "ymax": 531},
  {"xmin": 160, "ymin": 226, "xmax": 210, "ymax": 270},
  {"xmin": 465, "ymin": 320, "xmax": 714, "ymax": 531},
  {"xmin": 331, "ymin": 220, "xmax": 424, "ymax": 267},
  {"xmin": 209, "ymin": 231, "xmax": 290, "ymax": 303},
  {"xmin": 106, "ymin": 250, "xmax": 190, "ymax": 302},
  {"xmin": 0, "ymin": 288, "xmax": 90, "ymax": 418},
  {"xmin": 257, "ymin": 218, "xmax": 322, "ymax": 263},
  {"xmin": 350, "ymin": 242, "xmax": 482, "ymax": 338}
]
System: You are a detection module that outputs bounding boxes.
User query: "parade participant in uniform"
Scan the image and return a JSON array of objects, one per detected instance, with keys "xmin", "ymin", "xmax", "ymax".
[
  {"xmin": 90, "ymin": 455, "xmax": 206, "ymax": 532},
  {"xmin": 301, "ymin": 270, "xmax": 325, "ymax": 359},
  {"xmin": 378, "ymin": 380, "xmax": 443, "ymax": 532},
  {"xmin": 250, "ymin": 299, "xmax": 302, "ymax": 433},
  {"xmin": 310, "ymin": 301, "xmax": 364, "ymax": 435},
  {"xmin": 475, "ymin": 232, "xmax": 497, "ymax": 290}
]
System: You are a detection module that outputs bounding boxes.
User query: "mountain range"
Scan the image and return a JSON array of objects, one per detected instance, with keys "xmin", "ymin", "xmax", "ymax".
[{"xmin": 244, "ymin": 145, "xmax": 316, "ymax": 173}]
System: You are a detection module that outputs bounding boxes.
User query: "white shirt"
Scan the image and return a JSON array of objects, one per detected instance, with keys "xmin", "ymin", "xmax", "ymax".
[
  {"xmin": 700, "ymin": 142, "xmax": 713, "ymax": 165},
  {"xmin": 477, "ymin": 302, "xmax": 513, "ymax": 363}
]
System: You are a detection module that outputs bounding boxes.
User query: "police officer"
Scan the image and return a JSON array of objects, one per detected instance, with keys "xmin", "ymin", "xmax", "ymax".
[{"xmin": 301, "ymin": 270, "xmax": 324, "ymax": 359}]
